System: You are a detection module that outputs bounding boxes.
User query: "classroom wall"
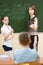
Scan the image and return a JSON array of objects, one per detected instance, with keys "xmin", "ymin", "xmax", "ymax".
[
  {"xmin": 0, "ymin": 0, "xmax": 43, "ymax": 32},
  {"xmin": 0, "ymin": 33, "xmax": 43, "ymax": 57}
]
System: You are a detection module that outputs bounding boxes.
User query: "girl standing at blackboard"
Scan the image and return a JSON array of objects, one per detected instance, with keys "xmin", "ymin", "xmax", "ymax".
[
  {"xmin": 1, "ymin": 16, "xmax": 14, "ymax": 58},
  {"xmin": 28, "ymin": 5, "xmax": 39, "ymax": 50}
]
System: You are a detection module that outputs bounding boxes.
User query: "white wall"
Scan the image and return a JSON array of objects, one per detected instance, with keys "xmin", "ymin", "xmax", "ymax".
[{"xmin": 38, "ymin": 33, "xmax": 43, "ymax": 57}]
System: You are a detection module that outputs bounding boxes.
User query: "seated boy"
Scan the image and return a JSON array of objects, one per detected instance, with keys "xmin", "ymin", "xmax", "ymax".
[{"xmin": 14, "ymin": 32, "xmax": 39, "ymax": 63}]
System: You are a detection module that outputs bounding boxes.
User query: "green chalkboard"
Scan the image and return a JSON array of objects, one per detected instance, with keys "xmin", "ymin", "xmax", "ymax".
[{"xmin": 0, "ymin": 0, "xmax": 43, "ymax": 32}]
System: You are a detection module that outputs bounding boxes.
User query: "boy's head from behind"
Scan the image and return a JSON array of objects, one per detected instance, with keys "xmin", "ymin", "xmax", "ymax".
[
  {"xmin": 2, "ymin": 16, "xmax": 9, "ymax": 25},
  {"xmin": 19, "ymin": 32, "xmax": 31, "ymax": 46}
]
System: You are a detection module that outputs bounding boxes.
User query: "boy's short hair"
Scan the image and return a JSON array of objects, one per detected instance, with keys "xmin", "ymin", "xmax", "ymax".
[{"xmin": 19, "ymin": 32, "xmax": 31, "ymax": 46}]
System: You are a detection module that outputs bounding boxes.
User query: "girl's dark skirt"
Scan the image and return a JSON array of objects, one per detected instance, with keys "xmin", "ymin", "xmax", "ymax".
[{"xmin": 2, "ymin": 45, "xmax": 12, "ymax": 51}]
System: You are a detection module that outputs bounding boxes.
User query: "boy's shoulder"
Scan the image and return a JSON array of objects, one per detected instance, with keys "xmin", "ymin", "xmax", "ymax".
[
  {"xmin": 14, "ymin": 49, "xmax": 23, "ymax": 54},
  {"xmin": 31, "ymin": 49, "xmax": 39, "ymax": 56},
  {"xmin": 14, "ymin": 48, "xmax": 37, "ymax": 53},
  {"xmin": 14, "ymin": 48, "xmax": 38, "ymax": 55},
  {"xmin": 14, "ymin": 48, "xmax": 27, "ymax": 56},
  {"xmin": 31, "ymin": 49, "xmax": 37, "ymax": 53}
]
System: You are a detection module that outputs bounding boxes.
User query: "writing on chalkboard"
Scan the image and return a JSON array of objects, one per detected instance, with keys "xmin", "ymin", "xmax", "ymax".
[{"xmin": 0, "ymin": 0, "xmax": 43, "ymax": 32}]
